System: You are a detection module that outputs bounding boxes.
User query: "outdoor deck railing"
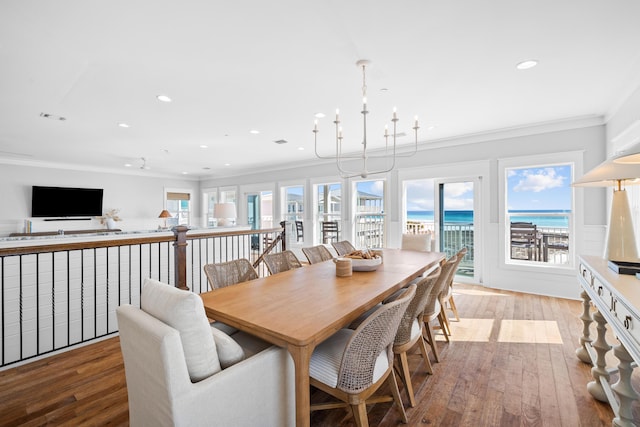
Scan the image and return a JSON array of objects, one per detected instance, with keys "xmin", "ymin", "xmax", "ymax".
[
  {"xmin": 0, "ymin": 226, "xmax": 284, "ymax": 369},
  {"xmin": 354, "ymin": 213, "xmax": 385, "ymax": 248}
]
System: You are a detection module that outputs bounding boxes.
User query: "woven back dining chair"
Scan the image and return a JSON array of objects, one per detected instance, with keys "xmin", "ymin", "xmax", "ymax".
[
  {"xmin": 331, "ymin": 240, "xmax": 356, "ymax": 256},
  {"xmin": 422, "ymin": 255, "xmax": 457, "ymax": 361},
  {"xmin": 309, "ymin": 284, "xmax": 416, "ymax": 427},
  {"xmin": 263, "ymin": 250, "xmax": 303, "ymax": 275},
  {"xmin": 203, "ymin": 258, "xmax": 258, "ymax": 290},
  {"xmin": 301, "ymin": 245, "xmax": 333, "ymax": 264},
  {"xmin": 441, "ymin": 247, "xmax": 468, "ymax": 327},
  {"xmin": 391, "ymin": 267, "xmax": 441, "ymax": 407}
]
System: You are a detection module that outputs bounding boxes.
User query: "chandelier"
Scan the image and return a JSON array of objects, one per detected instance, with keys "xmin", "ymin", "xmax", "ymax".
[{"xmin": 313, "ymin": 59, "xmax": 419, "ymax": 178}]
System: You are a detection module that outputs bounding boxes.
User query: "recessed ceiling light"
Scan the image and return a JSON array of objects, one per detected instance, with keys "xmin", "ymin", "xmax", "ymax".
[
  {"xmin": 118, "ymin": 123, "xmax": 130, "ymax": 128},
  {"xmin": 516, "ymin": 60, "xmax": 538, "ymax": 70},
  {"xmin": 314, "ymin": 112, "xmax": 326, "ymax": 118},
  {"xmin": 224, "ymin": 163, "xmax": 231, "ymax": 166},
  {"xmin": 250, "ymin": 130, "xmax": 260, "ymax": 135},
  {"xmin": 156, "ymin": 94, "xmax": 172, "ymax": 102},
  {"xmin": 182, "ymin": 171, "xmax": 188, "ymax": 175},
  {"xmin": 200, "ymin": 144, "xmax": 208, "ymax": 149},
  {"xmin": 298, "ymin": 147, "xmax": 305, "ymax": 151},
  {"xmin": 124, "ymin": 163, "xmax": 132, "ymax": 167},
  {"xmin": 427, "ymin": 125, "xmax": 436, "ymax": 131}
]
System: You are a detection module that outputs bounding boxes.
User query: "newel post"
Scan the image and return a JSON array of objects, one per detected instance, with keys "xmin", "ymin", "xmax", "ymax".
[
  {"xmin": 172, "ymin": 225, "xmax": 190, "ymax": 290},
  {"xmin": 280, "ymin": 220, "xmax": 287, "ymax": 251}
]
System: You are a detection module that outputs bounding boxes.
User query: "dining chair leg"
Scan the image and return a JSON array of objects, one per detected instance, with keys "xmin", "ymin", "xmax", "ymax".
[
  {"xmin": 423, "ymin": 320, "xmax": 440, "ymax": 362},
  {"xmin": 417, "ymin": 329, "xmax": 434, "ymax": 374},
  {"xmin": 439, "ymin": 307, "xmax": 451, "ymax": 342},
  {"xmin": 387, "ymin": 370, "xmax": 409, "ymax": 423},
  {"xmin": 396, "ymin": 352, "xmax": 416, "ymax": 407},
  {"xmin": 448, "ymin": 294, "xmax": 460, "ymax": 321},
  {"xmin": 351, "ymin": 402, "xmax": 369, "ymax": 427}
]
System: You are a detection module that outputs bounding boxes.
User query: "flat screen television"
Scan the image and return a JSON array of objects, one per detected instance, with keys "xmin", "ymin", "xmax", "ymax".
[{"xmin": 31, "ymin": 186, "xmax": 104, "ymax": 217}]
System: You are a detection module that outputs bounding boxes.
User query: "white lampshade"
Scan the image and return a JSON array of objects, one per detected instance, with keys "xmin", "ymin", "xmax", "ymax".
[
  {"xmin": 572, "ymin": 158, "xmax": 640, "ymax": 262},
  {"xmin": 214, "ymin": 203, "xmax": 237, "ymax": 226}
]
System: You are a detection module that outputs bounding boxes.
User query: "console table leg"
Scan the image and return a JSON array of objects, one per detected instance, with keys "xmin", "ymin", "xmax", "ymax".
[
  {"xmin": 612, "ymin": 342, "xmax": 639, "ymax": 427},
  {"xmin": 576, "ymin": 290, "xmax": 593, "ymax": 363},
  {"xmin": 588, "ymin": 309, "xmax": 611, "ymax": 402}
]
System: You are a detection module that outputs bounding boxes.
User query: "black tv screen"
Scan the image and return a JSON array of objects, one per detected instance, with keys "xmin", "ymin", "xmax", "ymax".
[{"xmin": 31, "ymin": 186, "xmax": 104, "ymax": 217}]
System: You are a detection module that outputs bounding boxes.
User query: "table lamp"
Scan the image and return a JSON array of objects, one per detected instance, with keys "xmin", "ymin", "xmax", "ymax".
[
  {"xmin": 214, "ymin": 203, "xmax": 237, "ymax": 227},
  {"xmin": 158, "ymin": 209, "xmax": 172, "ymax": 229},
  {"xmin": 572, "ymin": 157, "xmax": 640, "ymax": 262}
]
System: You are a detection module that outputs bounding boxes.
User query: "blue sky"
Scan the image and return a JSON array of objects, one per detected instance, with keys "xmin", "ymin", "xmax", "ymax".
[
  {"xmin": 507, "ymin": 165, "xmax": 572, "ymax": 211},
  {"xmin": 403, "ymin": 164, "xmax": 572, "ymax": 212}
]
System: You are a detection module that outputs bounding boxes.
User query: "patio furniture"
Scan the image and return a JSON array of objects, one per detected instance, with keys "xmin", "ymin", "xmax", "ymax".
[
  {"xmin": 510, "ymin": 222, "xmax": 540, "ymax": 260},
  {"xmin": 295, "ymin": 220, "xmax": 304, "ymax": 241},
  {"xmin": 321, "ymin": 221, "xmax": 339, "ymax": 244}
]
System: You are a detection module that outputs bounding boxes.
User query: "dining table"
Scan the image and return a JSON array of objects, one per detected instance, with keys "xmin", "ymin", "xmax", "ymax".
[{"xmin": 200, "ymin": 248, "xmax": 445, "ymax": 427}]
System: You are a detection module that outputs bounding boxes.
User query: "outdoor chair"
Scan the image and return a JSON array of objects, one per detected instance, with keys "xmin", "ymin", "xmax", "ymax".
[
  {"xmin": 295, "ymin": 220, "xmax": 304, "ymax": 242},
  {"xmin": 510, "ymin": 222, "xmax": 540, "ymax": 260},
  {"xmin": 321, "ymin": 221, "xmax": 339, "ymax": 244}
]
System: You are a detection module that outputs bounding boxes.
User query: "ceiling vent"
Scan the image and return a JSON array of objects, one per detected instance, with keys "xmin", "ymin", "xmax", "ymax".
[{"xmin": 274, "ymin": 139, "xmax": 288, "ymax": 144}]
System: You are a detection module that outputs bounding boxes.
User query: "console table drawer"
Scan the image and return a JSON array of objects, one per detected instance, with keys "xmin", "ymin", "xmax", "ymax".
[{"xmin": 610, "ymin": 293, "xmax": 640, "ymax": 347}]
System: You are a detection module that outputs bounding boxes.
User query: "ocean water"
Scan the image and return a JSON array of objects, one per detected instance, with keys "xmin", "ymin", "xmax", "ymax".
[{"xmin": 407, "ymin": 210, "xmax": 570, "ymax": 228}]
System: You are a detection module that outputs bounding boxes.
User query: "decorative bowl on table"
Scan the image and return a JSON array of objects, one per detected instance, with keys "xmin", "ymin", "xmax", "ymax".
[{"xmin": 346, "ymin": 253, "xmax": 383, "ymax": 271}]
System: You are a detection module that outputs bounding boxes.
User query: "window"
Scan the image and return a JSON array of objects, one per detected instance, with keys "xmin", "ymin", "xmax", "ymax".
[
  {"xmin": 203, "ymin": 187, "xmax": 237, "ymax": 227},
  {"xmin": 505, "ymin": 164, "xmax": 573, "ymax": 266},
  {"xmin": 314, "ymin": 182, "xmax": 341, "ymax": 244},
  {"xmin": 354, "ymin": 179, "xmax": 385, "ymax": 248},
  {"xmin": 282, "ymin": 186, "xmax": 304, "ymax": 221},
  {"xmin": 166, "ymin": 191, "xmax": 191, "ymax": 226}
]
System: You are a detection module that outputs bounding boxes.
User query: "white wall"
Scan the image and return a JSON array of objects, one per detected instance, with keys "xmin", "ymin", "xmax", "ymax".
[
  {"xmin": 0, "ymin": 120, "xmax": 608, "ymax": 299},
  {"xmin": 0, "ymin": 164, "xmax": 201, "ymax": 235},
  {"xmin": 202, "ymin": 121, "xmax": 607, "ymax": 299}
]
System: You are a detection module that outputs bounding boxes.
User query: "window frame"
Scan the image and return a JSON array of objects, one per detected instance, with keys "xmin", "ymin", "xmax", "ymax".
[{"xmin": 498, "ymin": 151, "xmax": 583, "ymax": 274}]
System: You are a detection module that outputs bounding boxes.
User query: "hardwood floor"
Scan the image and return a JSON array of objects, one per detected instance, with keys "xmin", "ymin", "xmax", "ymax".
[{"xmin": 0, "ymin": 283, "xmax": 635, "ymax": 426}]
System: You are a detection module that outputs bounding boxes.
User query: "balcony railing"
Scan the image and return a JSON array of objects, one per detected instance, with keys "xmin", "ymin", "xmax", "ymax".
[
  {"xmin": 0, "ymin": 226, "xmax": 284, "ymax": 369},
  {"xmin": 355, "ymin": 213, "xmax": 385, "ymax": 248}
]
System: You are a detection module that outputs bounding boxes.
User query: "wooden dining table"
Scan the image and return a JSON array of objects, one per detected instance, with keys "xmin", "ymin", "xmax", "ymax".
[{"xmin": 200, "ymin": 248, "xmax": 445, "ymax": 427}]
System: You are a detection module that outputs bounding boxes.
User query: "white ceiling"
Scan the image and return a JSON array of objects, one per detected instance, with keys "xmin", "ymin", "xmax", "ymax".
[{"xmin": 2, "ymin": 0, "xmax": 640, "ymax": 179}]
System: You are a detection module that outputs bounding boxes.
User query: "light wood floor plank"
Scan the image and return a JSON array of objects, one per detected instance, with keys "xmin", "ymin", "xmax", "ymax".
[{"xmin": 0, "ymin": 283, "xmax": 635, "ymax": 426}]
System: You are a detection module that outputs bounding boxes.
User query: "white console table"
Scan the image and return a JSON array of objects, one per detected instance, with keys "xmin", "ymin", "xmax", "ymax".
[{"xmin": 577, "ymin": 255, "xmax": 640, "ymax": 426}]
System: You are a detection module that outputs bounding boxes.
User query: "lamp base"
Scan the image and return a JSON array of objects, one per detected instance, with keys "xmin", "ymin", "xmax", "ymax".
[{"xmin": 604, "ymin": 190, "xmax": 639, "ymax": 262}]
